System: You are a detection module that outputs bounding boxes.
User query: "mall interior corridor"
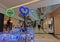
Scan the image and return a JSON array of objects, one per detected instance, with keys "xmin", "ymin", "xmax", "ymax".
[{"xmin": 0, "ymin": 0, "xmax": 60, "ymax": 42}]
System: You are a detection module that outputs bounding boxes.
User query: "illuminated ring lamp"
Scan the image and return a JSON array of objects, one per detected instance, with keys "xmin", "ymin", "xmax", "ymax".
[
  {"xmin": 19, "ymin": 6, "xmax": 30, "ymax": 17},
  {"xmin": 5, "ymin": 8, "xmax": 15, "ymax": 17}
]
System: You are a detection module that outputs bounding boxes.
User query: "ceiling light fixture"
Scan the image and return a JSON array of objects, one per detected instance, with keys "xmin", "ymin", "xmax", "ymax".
[{"xmin": 11, "ymin": 0, "xmax": 40, "ymax": 9}]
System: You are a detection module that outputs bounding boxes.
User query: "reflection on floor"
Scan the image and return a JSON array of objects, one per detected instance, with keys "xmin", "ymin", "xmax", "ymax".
[
  {"xmin": 55, "ymin": 35, "xmax": 60, "ymax": 39},
  {"xmin": 34, "ymin": 27, "xmax": 53, "ymax": 33},
  {"xmin": 34, "ymin": 28, "xmax": 45, "ymax": 33},
  {"xmin": 34, "ymin": 34, "xmax": 60, "ymax": 42}
]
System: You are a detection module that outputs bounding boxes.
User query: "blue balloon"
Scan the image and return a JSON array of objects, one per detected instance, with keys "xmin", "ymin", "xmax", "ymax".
[{"xmin": 19, "ymin": 6, "xmax": 30, "ymax": 17}]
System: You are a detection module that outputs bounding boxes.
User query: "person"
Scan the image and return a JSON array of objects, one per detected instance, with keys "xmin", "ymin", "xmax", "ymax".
[
  {"xmin": 3, "ymin": 24, "xmax": 8, "ymax": 33},
  {"xmin": 6, "ymin": 18, "xmax": 12, "ymax": 31},
  {"xmin": 33, "ymin": 21, "xmax": 36, "ymax": 28},
  {"xmin": 18, "ymin": 20, "xmax": 24, "ymax": 32},
  {"xmin": 38, "ymin": 24, "xmax": 41, "ymax": 30},
  {"xmin": 9, "ymin": 20, "xmax": 23, "ymax": 34},
  {"xmin": 25, "ymin": 19, "xmax": 34, "ymax": 42}
]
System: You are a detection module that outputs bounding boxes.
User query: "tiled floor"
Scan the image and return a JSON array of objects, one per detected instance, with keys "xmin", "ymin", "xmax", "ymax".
[
  {"xmin": 34, "ymin": 27, "xmax": 53, "ymax": 34},
  {"xmin": 55, "ymin": 35, "xmax": 60, "ymax": 39},
  {"xmin": 34, "ymin": 34, "xmax": 60, "ymax": 42},
  {"xmin": 34, "ymin": 28, "xmax": 45, "ymax": 33}
]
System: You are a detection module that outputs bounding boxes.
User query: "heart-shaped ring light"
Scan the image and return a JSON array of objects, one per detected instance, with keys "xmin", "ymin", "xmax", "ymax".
[{"xmin": 19, "ymin": 6, "xmax": 30, "ymax": 17}]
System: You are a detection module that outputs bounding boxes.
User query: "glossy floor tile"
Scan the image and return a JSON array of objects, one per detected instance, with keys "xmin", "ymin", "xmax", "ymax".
[{"xmin": 34, "ymin": 34, "xmax": 60, "ymax": 42}]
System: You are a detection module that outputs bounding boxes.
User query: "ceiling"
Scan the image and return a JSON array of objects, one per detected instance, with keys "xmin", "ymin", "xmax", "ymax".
[
  {"xmin": 0, "ymin": 0, "xmax": 32, "ymax": 8},
  {"xmin": 0, "ymin": 0, "xmax": 60, "ymax": 21}
]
